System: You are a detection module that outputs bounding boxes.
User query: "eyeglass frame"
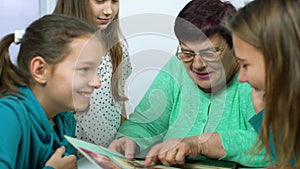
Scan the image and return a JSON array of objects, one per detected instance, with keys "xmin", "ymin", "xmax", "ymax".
[{"xmin": 176, "ymin": 44, "xmax": 226, "ymax": 63}]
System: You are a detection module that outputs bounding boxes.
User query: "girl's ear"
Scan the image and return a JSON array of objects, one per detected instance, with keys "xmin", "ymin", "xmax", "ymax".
[{"xmin": 30, "ymin": 56, "xmax": 48, "ymax": 84}]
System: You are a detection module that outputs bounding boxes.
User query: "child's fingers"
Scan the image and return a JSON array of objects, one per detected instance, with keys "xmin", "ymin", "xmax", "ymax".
[
  {"xmin": 63, "ymin": 155, "xmax": 77, "ymax": 168},
  {"xmin": 54, "ymin": 146, "xmax": 66, "ymax": 157},
  {"xmin": 63, "ymin": 154, "xmax": 77, "ymax": 161}
]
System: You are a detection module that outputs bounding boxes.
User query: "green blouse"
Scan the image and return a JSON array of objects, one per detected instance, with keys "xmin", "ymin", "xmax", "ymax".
[{"xmin": 117, "ymin": 56, "xmax": 268, "ymax": 167}]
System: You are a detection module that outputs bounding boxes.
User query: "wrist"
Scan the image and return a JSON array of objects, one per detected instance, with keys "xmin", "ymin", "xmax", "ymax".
[
  {"xmin": 197, "ymin": 134, "xmax": 208, "ymax": 156},
  {"xmin": 197, "ymin": 132, "xmax": 226, "ymax": 159}
]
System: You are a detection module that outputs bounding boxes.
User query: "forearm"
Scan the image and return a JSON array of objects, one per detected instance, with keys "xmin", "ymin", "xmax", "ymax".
[{"xmin": 116, "ymin": 118, "xmax": 166, "ymax": 152}]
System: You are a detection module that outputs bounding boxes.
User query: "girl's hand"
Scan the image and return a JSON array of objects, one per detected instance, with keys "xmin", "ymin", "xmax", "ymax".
[
  {"xmin": 45, "ymin": 146, "xmax": 77, "ymax": 169},
  {"xmin": 108, "ymin": 137, "xmax": 139, "ymax": 160}
]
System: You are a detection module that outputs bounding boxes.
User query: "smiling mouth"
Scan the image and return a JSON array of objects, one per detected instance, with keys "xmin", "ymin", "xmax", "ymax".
[
  {"xmin": 79, "ymin": 92, "xmax": 92, "ymax": 100},
  {"xmin": 195, "ymin": 72, "xmax": 211, "ymax": 79},
  {"xmin": 97, "ymin": 18, "xmax": 110, "ymax": 24}
]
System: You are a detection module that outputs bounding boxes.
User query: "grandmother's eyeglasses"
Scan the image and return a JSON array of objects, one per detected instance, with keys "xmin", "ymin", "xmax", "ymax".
[{"xmin": 176, "ymin": 45, "xmax": 226, "ymax": 62}]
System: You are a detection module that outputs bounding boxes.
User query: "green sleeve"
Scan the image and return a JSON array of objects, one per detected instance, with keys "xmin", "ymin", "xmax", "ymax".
[
  {"xmin": 116, "ymin": 57, "xmax": 182, "ymax": 153},
  {"xmin": 218, "ymin": 91, "xmax": 269, "ymax": 167},
  {"xmin": 218, "ymin": 129, "xmax": 269, "ymax": 167}
]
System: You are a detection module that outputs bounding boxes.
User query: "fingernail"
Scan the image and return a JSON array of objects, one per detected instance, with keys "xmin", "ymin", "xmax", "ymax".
[{"xmin": 144, "ymin": 159, "xmax": 150, "ymax": 166}]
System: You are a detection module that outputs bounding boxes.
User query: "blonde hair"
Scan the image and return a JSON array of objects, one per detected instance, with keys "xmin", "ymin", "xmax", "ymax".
[{"xmin": 53, "ymin": 0, "xmax": 128, "ymax": 101}]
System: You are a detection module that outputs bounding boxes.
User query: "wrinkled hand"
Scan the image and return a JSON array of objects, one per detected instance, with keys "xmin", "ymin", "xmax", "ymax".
[
  {"xmin": 144, "ymin": 136, "xmax": 201, "ymax": 166},
  {"xmin": 251, "ymin": 88, "xmax": 265, "ymax": 114},
  {"xmin": 108, "ymin": 137, "xmax": 139, "ymax": 160},
  {"xmin": 45, "ymin": 146, "xmax": 77, "ymax": 169}
]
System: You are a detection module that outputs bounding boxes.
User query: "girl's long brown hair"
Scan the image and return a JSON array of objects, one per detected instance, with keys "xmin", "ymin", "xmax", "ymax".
[
  {"xmin": 228, "ymin": 0, "xmax": 300, "ymax": 168},
  {"xmin": 53, "ymin": 0, "xmax": 128, "ymax": 101}
]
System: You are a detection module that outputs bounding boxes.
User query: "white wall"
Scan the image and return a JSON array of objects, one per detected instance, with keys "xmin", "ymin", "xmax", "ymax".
[
  {"xmin": 118, "ymin": 1, "xmax": 190, "ymax": 113},
  {"xmin": 0, "ymin": 0, "xmax": 40, "ymax": 63},
  {"xmin": 40, "ymin": 0, "xmax": 57, "ymax": 16}
]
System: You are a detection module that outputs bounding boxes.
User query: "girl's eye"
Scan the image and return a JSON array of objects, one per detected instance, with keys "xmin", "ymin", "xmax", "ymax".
[
  {"xmin": 241, "ymin": 64, "xmax": 248, "ymax": 69},
  {"xmin": 94, "ymin": 0, "xmax": 104, "ymax": 3},
  {"xmin": 78, "ymin": 67, "xmax": 90, "ymax": 72},
  {"xmin": 94, "ymin": 0, "xmax": 119, "ymax": 3},
  {"xmin": 235, "ymin": 58, "xmax": 248, "ymax": 69}
]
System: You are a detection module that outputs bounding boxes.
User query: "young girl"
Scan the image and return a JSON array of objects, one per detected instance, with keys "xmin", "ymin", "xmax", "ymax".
[
  {"xmin": 228, "ymin": 0, "xmax": 300, "ymax": 168},
  {"xmin": 0, "ymin": 14, "xmax": 105, "ymax": 169},
  {"xmin": 53, "ymin": 0, "xmax": 132, "ymax": 148}
]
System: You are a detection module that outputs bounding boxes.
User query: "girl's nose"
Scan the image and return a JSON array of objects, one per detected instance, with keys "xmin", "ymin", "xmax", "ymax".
[
  {"xmin": 103, "ymin": 2, "xmax": 113, "ymax": 15},
  {"xmin": 237, "ymin": 68, "xmax": 247, "ymax": 83},
  {"xmin": 91, "ymin": 72, "xmax": 101, "ymax": 89}
]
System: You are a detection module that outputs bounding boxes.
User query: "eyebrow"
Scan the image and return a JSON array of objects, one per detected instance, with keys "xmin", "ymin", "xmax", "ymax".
[
  {"xmin": 181, "ymin": 46, "xmax": 216, "ymax": 52},
  {"xmin": 234, "ymin": 55, "xmax": 246, "ymax": 62},
  {"xmin": 76, "ymin": 61, "xmax": 99, "ymax": 66},
  {"xmin": 180, "ymin": 40, "xmax": 218, "ymax": 51},
  {"xmin": 180, "ymin": 47, "xmax": 193, "ymax": 51}
]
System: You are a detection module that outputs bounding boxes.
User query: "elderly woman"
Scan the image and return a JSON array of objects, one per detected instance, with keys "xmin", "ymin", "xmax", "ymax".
[{"xmin": 109, "ymin": 0, "xmax": 268, "ymax": 167}]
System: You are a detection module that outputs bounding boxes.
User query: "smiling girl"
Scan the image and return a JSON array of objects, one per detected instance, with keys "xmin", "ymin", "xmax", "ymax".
[
  {"xmin": 53, "ymin": 0, "xmax": 132, "ymax": 148},
  {"xmin": 0, "ymin": 14, "xmax": 105, "ymax": 169}
]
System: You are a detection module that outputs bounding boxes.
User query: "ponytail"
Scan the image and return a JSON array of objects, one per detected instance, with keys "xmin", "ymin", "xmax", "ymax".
[{"xmin": 0, "ymin": 34, "xmax": 26, "ymax": 97}]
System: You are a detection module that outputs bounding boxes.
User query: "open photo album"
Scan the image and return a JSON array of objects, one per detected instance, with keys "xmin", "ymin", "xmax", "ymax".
[{"xmin": 65, "ymin": 136, "xmax": 237, "ymax": 169}]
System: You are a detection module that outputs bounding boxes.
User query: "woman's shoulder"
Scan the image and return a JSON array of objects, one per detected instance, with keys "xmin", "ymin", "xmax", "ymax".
[
  {"xmin": 150, "ymin": 56, "xmax": 191, "ymax": 89},
  {"xmin": 162, "ymin": 56, "xmax": 185, "ymax": 73}
]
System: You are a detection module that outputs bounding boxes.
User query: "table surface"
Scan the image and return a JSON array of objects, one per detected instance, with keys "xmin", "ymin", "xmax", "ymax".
[{"xmin": 77, "ymin": 157, "xmax": 264, "ymax": 169}]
